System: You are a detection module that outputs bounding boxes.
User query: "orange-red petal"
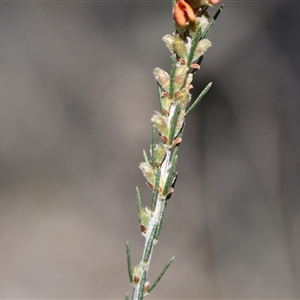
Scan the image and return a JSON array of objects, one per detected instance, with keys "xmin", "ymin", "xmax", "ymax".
[{"xmin": 173, "ymin": 0, "xmax": 196, "ymax": 27}]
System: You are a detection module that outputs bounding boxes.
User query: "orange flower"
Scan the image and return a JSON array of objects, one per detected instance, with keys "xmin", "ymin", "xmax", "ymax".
[
  {"xmin": 185, "ymin": 0, "xmax": 221, "ymax": 9},
  {"xmin": 173, "ymin": 0, "xmax": 196, "ymax": 28}
]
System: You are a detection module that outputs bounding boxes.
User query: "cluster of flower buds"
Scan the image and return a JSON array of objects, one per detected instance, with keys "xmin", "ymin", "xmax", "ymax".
[
  {"xmin": 126, "ymin": 2, "xmax": 222, "ymax": 299},
  {"xmin": 139, "ymin": 0, "xmax": 221, "ymax": 210}
]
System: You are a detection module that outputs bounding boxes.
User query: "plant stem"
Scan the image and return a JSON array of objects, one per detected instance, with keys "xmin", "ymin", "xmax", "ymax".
[{"xmin": 125, "ymin": 1, "xmax": 223, "ymax": 299}]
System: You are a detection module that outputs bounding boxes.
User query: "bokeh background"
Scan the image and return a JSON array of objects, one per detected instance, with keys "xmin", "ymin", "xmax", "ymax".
[{"xmin": 0, "ymin": 1, "xmax": 299, "ymax": 299}]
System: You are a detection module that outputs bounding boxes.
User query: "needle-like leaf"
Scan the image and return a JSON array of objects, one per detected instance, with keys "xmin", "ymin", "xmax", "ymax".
[
  {"xmin": 185, "ymin": 82, "xmax": 212, "ymax": 116},
  {"xmin": 126, "ymin": 242, "xmax": 133, "ymax": 283},
  {"xmin": 136, "ymin": 187, "xmax": 142, "ymax": 213},
  {"xmin": 151, "ymin": 168, "xmax": 161, "ymax": 211},
  {"xmin": 148, "ymin": 256, "xmax": 175, "ymax": 293}
]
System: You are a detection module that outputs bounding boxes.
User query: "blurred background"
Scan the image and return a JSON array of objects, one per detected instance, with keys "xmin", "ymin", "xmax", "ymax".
[{"xmin": 0, "ymin": 1, "xmax": 299, "ymax": 299}]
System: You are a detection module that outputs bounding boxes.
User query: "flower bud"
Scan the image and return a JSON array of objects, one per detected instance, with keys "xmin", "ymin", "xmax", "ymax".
[
  {"xmin": 176, "ymin": 88, "xmax": 191, "ymax": 107},
  {"xmin": 139, "ymin": 207, "xmax": 151, "ymax": 234},
  {"xmin": 173, "ymin": 37, "xmax": 188, "ymax": 60},
  {"xmin": 139, "ymin": 162, "xmax": 155, "ymax": 186},
  {"xmin": 143, "ymin": 281, "xmax": 150, "ymax": 295},
  {"xmin": 162, "ymin": 34, "xmax": 174, "ymax": 53},
  {"xmin": 174, "ymin": 65, "xmax": 189, "ymax": 91},
  {"xmin": 155, "ymin": 144, "xmax": 166, "ymax": 165},
  {"xmin": 192, "ymin": 39, "xmax": 212, "ymax": 62},
  {"xmin": 153, "ymin": 68, "xmax": 170, "ymax": 92},
  {"xmin": 184, "ymin": 73, "xmax": 194, "ymax": 89},
  {"xmin": 161, "ymin": 95, "xmax": 172, "ymax": 116},
  {"xmin": 197, "ymin": 15, "xmax": 209, "ymax": 32},
  {"xmin": 151, "ymin": 112, "xmax": 169, "ymax": 137},
  {"xmin": 133, "ymin": 264, "xmax": 141, "ymax": 285}
]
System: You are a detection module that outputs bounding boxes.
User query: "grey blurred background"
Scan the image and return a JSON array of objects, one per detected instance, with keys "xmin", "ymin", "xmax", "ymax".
[{"xmin": 0, "ymin": 1, "xmax": 299, "ymax": 299}]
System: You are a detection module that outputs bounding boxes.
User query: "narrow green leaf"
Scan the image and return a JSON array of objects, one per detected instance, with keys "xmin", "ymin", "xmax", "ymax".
[
  {"xmin": 144, "ymin": 224, "xmax": 158, "ymax": 263},
  {"xmin": 126, "ymin": 242, "xmax": 133, "ymax": 283},
  {"xmin": 169, "ymin": 54, "xmax": 177, "ymax": 99},
  {"xmin": 125, "ymin": 293, "xmax": 129, "ymax": 300},
  {"xmin": 148, "ymin": 256, "xmax": 175, "ymax": 293},
  {"xmin": 187, "ymin": 26, "xmax": 202, "ymax": 66},
  {"xmin": 172, "ymin": 0, "xmax": 176, "ymax": 9},
  {"xmin": 136, "ymin": 187, "xmax": 142, "ymax": 213},
  {"xmin": 151, "ymin": 168, "xmax": 161, "ymax": 211},
  {"xmin": 168, "ymin": 103, "xmax": 182, "ymax": 146},
  {"xmin": 185, "ymin": 82, "xmax": 212, "ymax": 116},
  {"xmin": 202, "ymin": 4, "xmax": 224, "ymax": 39},
  {"xmin": 151, "ymin": 125, "xmax": 156, "ymax": 168},
  {"xmin": 142, "ymin": 150, "xmax": 149, "ymax": 163}
]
